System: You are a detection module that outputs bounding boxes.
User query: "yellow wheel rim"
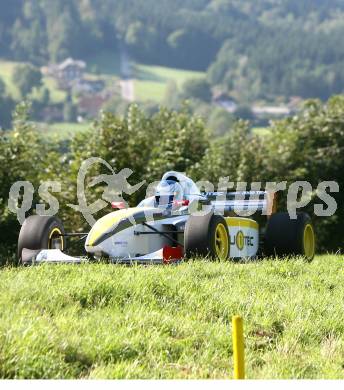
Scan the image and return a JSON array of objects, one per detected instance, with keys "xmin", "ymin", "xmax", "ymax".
[
  {"xmin": 48, "ymin": 228, "xmax": 64, "ymax": 250},
  {"xmin": 215, "ymin": 223, "xmax": 229, "ymax": 260},
  {"xmin": 303, "ymin": 224, "xmax": 315, "ymax": 259}
]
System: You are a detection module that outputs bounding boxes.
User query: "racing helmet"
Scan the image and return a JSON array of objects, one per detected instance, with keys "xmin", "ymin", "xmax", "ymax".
[{"xmin": 154, "ymin": 180, "xmax": 183, "ymax": 207}]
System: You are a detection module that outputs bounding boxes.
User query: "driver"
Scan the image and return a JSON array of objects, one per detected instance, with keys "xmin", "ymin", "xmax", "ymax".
[{"xmin": 154, "ymin": 179, "xmax": 183, "ymax": 208}]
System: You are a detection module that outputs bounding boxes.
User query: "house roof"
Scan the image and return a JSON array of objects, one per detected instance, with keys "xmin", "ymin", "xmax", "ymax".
[
  {"xmin": 58, "ymin": 58, "xmax": 86, "ymax": 71},
  {"xmin": 78, "ymin": 95, "xmax": 107, "ymax": 115},
  {"xmin": 252, "ymin": 106, "xmax": 291, "ymax": 115},
  {"xmin": 212, "ymin": 90, "xmax": 236, "ymax": 103}
]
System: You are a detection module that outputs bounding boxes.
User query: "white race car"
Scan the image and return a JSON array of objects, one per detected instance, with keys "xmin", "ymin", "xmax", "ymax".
[{"xmin": 18, "ymin": 171, "xmax": 316, "ymax": 264}]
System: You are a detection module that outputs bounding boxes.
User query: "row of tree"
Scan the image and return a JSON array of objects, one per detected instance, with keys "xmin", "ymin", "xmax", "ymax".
[
  {"xmin": 1, "ymin": 97, "xmax": 343, "ymax": 263},
  {"xmin": 2, "ymin": 0, "xmax": 344, "ymax": 101}
]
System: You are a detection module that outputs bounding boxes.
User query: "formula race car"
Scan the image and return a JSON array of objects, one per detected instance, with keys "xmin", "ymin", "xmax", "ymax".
[{"xmin": 18, "ymin": 171, "xmax": 316, "ymax": 265}]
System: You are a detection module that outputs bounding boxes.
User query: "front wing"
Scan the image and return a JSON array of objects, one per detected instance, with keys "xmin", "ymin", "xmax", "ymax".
[{"xmin": 22, "ymin": 248, "xmax": 180, "ymax": 265}]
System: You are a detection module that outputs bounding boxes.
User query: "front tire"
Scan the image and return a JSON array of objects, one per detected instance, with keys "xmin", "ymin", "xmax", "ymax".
[
  {"xmin": 264, "ymin": 212, "xmax": 315, "ymax": 261},
  {"xmin": 18, "ymin": 215, "xmax": 66, "ymax": 262},
  {"xmin": 184, "ymin": 213, "xmax": 230, "ymax": 260}
]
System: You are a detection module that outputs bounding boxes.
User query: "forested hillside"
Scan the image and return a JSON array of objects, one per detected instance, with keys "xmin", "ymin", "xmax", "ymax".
[{"xmin": 1, "ymin": 0, "xmax": 344, "ymax": 101}]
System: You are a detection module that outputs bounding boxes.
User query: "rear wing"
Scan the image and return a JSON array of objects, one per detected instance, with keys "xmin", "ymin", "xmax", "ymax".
[{"xmin": 205, "ymin": 191, "xmax": 277, "ymax": 217}]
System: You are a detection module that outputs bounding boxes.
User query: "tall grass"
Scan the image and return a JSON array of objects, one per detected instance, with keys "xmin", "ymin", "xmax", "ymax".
[{"xmin": 0, "ymin": 255, "xmax": 343, "ymax": 379}]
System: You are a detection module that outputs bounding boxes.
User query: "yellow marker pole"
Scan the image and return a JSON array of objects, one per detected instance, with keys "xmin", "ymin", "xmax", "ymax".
[{"xmin": 232, "ymin": 315, "xmax": 245, "ymax": 379}]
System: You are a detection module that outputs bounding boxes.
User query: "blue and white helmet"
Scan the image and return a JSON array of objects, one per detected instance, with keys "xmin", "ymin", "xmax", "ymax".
[{"xmin": 154, "ymin": 180, "xmax": 183, "ymax": 207}]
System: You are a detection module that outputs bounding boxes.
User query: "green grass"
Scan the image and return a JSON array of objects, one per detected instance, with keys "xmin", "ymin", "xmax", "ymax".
[
  {"xmin": 134, "ymin": 79, "xmax": 167, "ymax": 102},
  {"xmin": 36, "ymin": 77, "xmax": 66, "ymax": 103},
  {"xmin": 0, "ymin": 60, "xmax": 19, "ymax": 97},
  {"xmin": 135, "ymin": 64, "xmax": 205, "ymax": 86},
  {"xmin": 83, "ymin": 52, "xmax": 206, "ymax": 102},
  {"xmin": 0, "ymin": 255, "xmax": 343, "ymax": 379},
  {"xmin": 0, "ymin": 59, "xmax": 66, "ymax": 103},
  {"xmin": 134, "ymin": 64, "xmax": 205, "ymax": 102}
]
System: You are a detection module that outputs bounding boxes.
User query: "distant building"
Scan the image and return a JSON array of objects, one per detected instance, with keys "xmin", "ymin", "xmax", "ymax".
[
  {"xmin": 288, "ymin": 96, "xmax": 303, "ymax": 111},
  {"xmin": 78, "ymin": 94, "xmax": 108, "ymax": 118},
  {"xmin": 57, "ymin": 58, "xmax": 86, "ymax": 83},
  {"xmin": 252, "ymin": 105, "xmax": 291, "ymax": 116},
  {"xmin": 42, "ymin": 58, "xmax": 86, "ymax": 89},
  {"xmin": 40, "ymin": 105, "xmax": 64, "ymax": 122},
  {"xmin": 72, "ymin": 79, "xmax": 105, "ymax": 95},
  {"xmin": 212, "ymin": 91, "xmax": 237, "ymax": 113}
]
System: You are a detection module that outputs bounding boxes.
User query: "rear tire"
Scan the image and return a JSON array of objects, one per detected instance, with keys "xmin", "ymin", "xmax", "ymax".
[
  {"xmin": 184, "ymin": 212, "xmax": 229, "ymax": 260},
  {"xmin": 18, "ymin": 215, "xmax": 66, "ymax": 262},
  {"xmin": 264, "ymin": 212, "xmax": 315, "ymax": 261}
]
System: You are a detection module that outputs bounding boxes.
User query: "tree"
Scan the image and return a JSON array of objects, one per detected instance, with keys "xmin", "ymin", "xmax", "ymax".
[
  {"xmin": 40, "ymin": 88, "xmax": 50, "ymax": 105},
  {"xmin": 12, "ymin": 64, "xmax": 42, "ymax": 98},
  {"xmin": 196, "ymin": 96, "xmax": 344, "ymax": 252},
  {"xmin": 207, "ymin": 107, "xmax": 235, "ymax": 137},
  {"xmin": 63, "ymin": 102, "xmax": 77, "ymax": 122},
  {"xmin": 167, "ymin": 29, "xmax": 186, "ymax": 49},
  {"xmin": 1, "ymin": 96, "xmax": 344, "ymax": 262},
  {"xmin": 234, "ymin": 105, "xmax": 254, "ymax": 121},
  {"xmin": 124, "ymin": 20, "xmax": 158, "ymax": 60},
  {"xmin": 0, "ymin": 76, "xmax": 14, "ymax": 129},
  {"xmin": 0, "ymin": 96, "xmax": 15, "ymax": 130},
  {"xmin": 194, "ymin": 120, "xmax": 263, "ymax": 183},
  {"xmin": 147, "ymin": 106, "xmax": 209, "ymax": 178},
  {"xmin": 0, "ymin": 77, "xmax": 6, "ymax": 96},
  {"xmin": 3, "ymin": 0, "xmax": 344, "ymax": 100},
  {"xmin": 262, "ymin": 97, "xmax": 344, "ymax": 251},
  {"xmin": 181, "ymin": 78, "xmax": 212, "ymax": 103},
  {"xmin": 0, "ymin": 102, "xmax": 49, "ymax": 261}
]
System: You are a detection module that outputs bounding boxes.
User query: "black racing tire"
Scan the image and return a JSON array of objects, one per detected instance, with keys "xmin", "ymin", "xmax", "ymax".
[
  {"xmin": 184, "ymin": 212, "xmax": 230, "ymax": 260},
  {"xmin": 17, "ymin": 215, "xmax": 66, "ymax": 261},
  {"xmin": 264, "ymin": 212, "xmax": 315, "ymax": 261}
]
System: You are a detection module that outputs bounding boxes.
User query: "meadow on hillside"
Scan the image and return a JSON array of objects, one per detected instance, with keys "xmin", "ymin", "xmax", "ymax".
[
  {"xmin": 0, "ymin": 255, "xmax": 343, "ymax": 379},
  {"xmin": 134, "ymin": 64, "xmax": 205, "ymax": 102}
]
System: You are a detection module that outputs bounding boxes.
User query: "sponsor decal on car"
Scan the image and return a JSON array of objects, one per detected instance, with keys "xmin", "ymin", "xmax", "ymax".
[{"xmin": 230, "ymin": 230, "xmax": 255, "ymax": 250}]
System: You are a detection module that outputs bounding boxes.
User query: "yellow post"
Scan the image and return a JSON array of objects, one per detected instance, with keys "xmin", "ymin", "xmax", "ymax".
[{"xmin": 232, "ymin": 315, "xmax": 245, "ymax": 379}]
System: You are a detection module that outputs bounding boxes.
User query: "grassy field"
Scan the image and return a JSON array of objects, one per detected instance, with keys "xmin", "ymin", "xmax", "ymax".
[
  {"xmin": 0, "ymin": 60, "xmax": 19, "ymax": 97},
  {"xmin": 134, "ymin": 64, "xmax": 205, "ymax": 102},
  {"xmin": 0, "ymin": 59, "xmax": 67, "ymax": 103},
  {"xmin": 79, "ymin": 51, "xmax": 206, "ymax": 103},
  {"xmin": 82, "ymin": 51, "xmax": 206, "ymax": 102},
  {"xmin": 0, "ymin": 255, "xmax": 343, "ymax": 379}
]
